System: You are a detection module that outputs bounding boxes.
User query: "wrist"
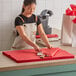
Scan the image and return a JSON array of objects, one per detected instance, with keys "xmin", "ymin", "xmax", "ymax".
[{"xmin": 32, "ymin": 43, "xmax": 37, "ymax": 48}]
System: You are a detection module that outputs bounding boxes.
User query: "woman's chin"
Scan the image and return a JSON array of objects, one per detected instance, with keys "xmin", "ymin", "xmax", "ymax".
[
  {"xmin": 26, "ymin": 14, "xmax": 32, "ymax": 17},
  {"xmin": 28, "ymin": 13, "xmax": 32, "ymax": 15}
]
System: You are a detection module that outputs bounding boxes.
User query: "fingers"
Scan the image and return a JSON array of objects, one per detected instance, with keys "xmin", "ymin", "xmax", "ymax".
[
  {"xmin": 35, "ymin": 49, "xmax": 40, "ymax": 52},
  {"xmin": 33, "ymin": 44, "xmax": 42, "ymax": 52},
  {"xmin": 48, "ymin": 45, "xmax": 53, "ymax": 49}
]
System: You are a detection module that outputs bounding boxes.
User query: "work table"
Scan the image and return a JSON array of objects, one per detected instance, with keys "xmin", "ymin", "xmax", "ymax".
[
  {"xmin": 1, "ymin": 28, "xmax": 76, "ymax": 76},
  {"xmin": 0, "ymin": 40, "xmax": 76, "ymax": 72}
]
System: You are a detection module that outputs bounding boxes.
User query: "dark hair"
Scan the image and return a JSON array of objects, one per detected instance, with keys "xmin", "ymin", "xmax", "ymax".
[{"xmin": 22, "ymin": 0, "xmax": 36, "ymax": 13}]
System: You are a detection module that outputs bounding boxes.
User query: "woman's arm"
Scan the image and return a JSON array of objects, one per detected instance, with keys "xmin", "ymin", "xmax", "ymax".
[
  {"xmin": 16, "ymin": 26, "xmax": 40, "ymax": 51},
  {"xmin": 37, "ymin": 23, "xmax": 52, "ymax": 48}
]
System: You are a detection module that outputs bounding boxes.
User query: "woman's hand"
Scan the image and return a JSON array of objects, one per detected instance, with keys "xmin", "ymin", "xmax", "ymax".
[
  {"xmin": 47, "ymin": 44, "xmax": 52, "ymax": 49},
  {"xmin": 33, "ymin": 44, "xmax": 40, "ymax": 52}
]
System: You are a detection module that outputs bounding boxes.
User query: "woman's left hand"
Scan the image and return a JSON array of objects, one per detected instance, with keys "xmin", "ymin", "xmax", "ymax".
[{"xmin": 47, "ymin": 44, "xmax": 52, "ymax": 49}]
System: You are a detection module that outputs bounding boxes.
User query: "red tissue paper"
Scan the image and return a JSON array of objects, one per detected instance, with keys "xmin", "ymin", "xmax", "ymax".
[
  {"xmin": 2, "ymin": 48, "xmax": 74, "ymax": 63},
  {"xmin": 36, "ymin": 34, "xmax": 58, "ymax": 38},
  {"xmin": 66, "ymin": 4, "xmax": 76, "ymax": 16},
  {"xmin": 72, "ymin": 18, "xmax": 76, "ymax": 23},
  {"xmin": 66, "ymin": 8, "xmax": 74, "ymax": 16},
  {"xmin": 70, "ymin": 4, "xmax": 76, "ymax": 11}
]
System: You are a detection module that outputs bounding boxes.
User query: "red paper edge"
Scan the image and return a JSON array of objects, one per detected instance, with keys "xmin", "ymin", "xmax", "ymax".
[{"xmin": 2, "ymin": 51, "xmax": 74, "ymax": 63}]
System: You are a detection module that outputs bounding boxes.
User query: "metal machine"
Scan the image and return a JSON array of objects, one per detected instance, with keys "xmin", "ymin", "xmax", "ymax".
[{"xmin": 37, "ymin": 9, "xmax": 53, "ymax": 35}]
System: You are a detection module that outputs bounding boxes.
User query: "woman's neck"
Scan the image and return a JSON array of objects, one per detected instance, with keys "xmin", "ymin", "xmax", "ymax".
[{"xmin": 22, "ymin": 12, "xmax": 32, "ymax": 18}]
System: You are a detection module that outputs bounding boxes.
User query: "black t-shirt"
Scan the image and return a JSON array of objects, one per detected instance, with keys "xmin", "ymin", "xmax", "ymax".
[{"xmin": 15, "ymin": 14, "xmax": 41, "ymax": 27}]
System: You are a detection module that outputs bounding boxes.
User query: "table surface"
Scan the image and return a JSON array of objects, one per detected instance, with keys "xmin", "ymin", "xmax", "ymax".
[
  {"xmin": 0, "ymin": 40, "xmax": 76, "ymax": 72},
  {"xmin": 0, "ymin": 28, "xmax": 76, "ymax": 72}
]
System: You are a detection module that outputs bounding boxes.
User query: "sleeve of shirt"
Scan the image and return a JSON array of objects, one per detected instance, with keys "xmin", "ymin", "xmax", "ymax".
[
  {"xmin": 36, "ymin": 16, "xmax": 41, "ymax": 26},
  {"xmin": 15, "ymin": 17, "xmax": 23, "ymax": 27}
]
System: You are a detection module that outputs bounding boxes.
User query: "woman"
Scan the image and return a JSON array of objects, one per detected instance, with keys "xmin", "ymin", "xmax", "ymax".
[{"xmin": 12, "ymin": 0, "xmax": 52, "ymax": 52}]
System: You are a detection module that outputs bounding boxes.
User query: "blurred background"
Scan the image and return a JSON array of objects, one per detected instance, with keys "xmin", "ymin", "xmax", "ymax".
[{"xmin": 0, "ymin": 0, "xmax": 76, "ymax": 51}]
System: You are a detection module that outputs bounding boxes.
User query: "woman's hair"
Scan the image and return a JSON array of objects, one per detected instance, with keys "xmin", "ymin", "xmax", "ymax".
[{"xmin": 22, "ymin": 0, "xmax": 36, "ymax": 13}]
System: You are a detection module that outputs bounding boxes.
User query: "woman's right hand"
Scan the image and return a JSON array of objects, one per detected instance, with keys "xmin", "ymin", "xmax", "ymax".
[{"xmin": 33, "ymin": 44, "xmax": 40, "ymax": 52}]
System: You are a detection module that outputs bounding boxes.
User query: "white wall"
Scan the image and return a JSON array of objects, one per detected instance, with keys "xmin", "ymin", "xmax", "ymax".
[
  {"xmin": 0, "ymin": 0, "xmax": 24, "ymax": 50},
  {"xmin": 45, "ymin": 0, "xmax": 76, "ymax": 29},
  {"xmin": 0, "ymin": 0, "xmax": 76, "ymax": 50}
]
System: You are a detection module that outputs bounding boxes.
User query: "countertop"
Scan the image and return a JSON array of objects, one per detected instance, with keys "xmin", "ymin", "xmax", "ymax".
[
  {"xmin": 0, "ymin": 28, "xmax": 76, "ymax": 72},
  {"xmin": 0, "ymin": 40, "xmax": 76, "ymax": 72}
]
